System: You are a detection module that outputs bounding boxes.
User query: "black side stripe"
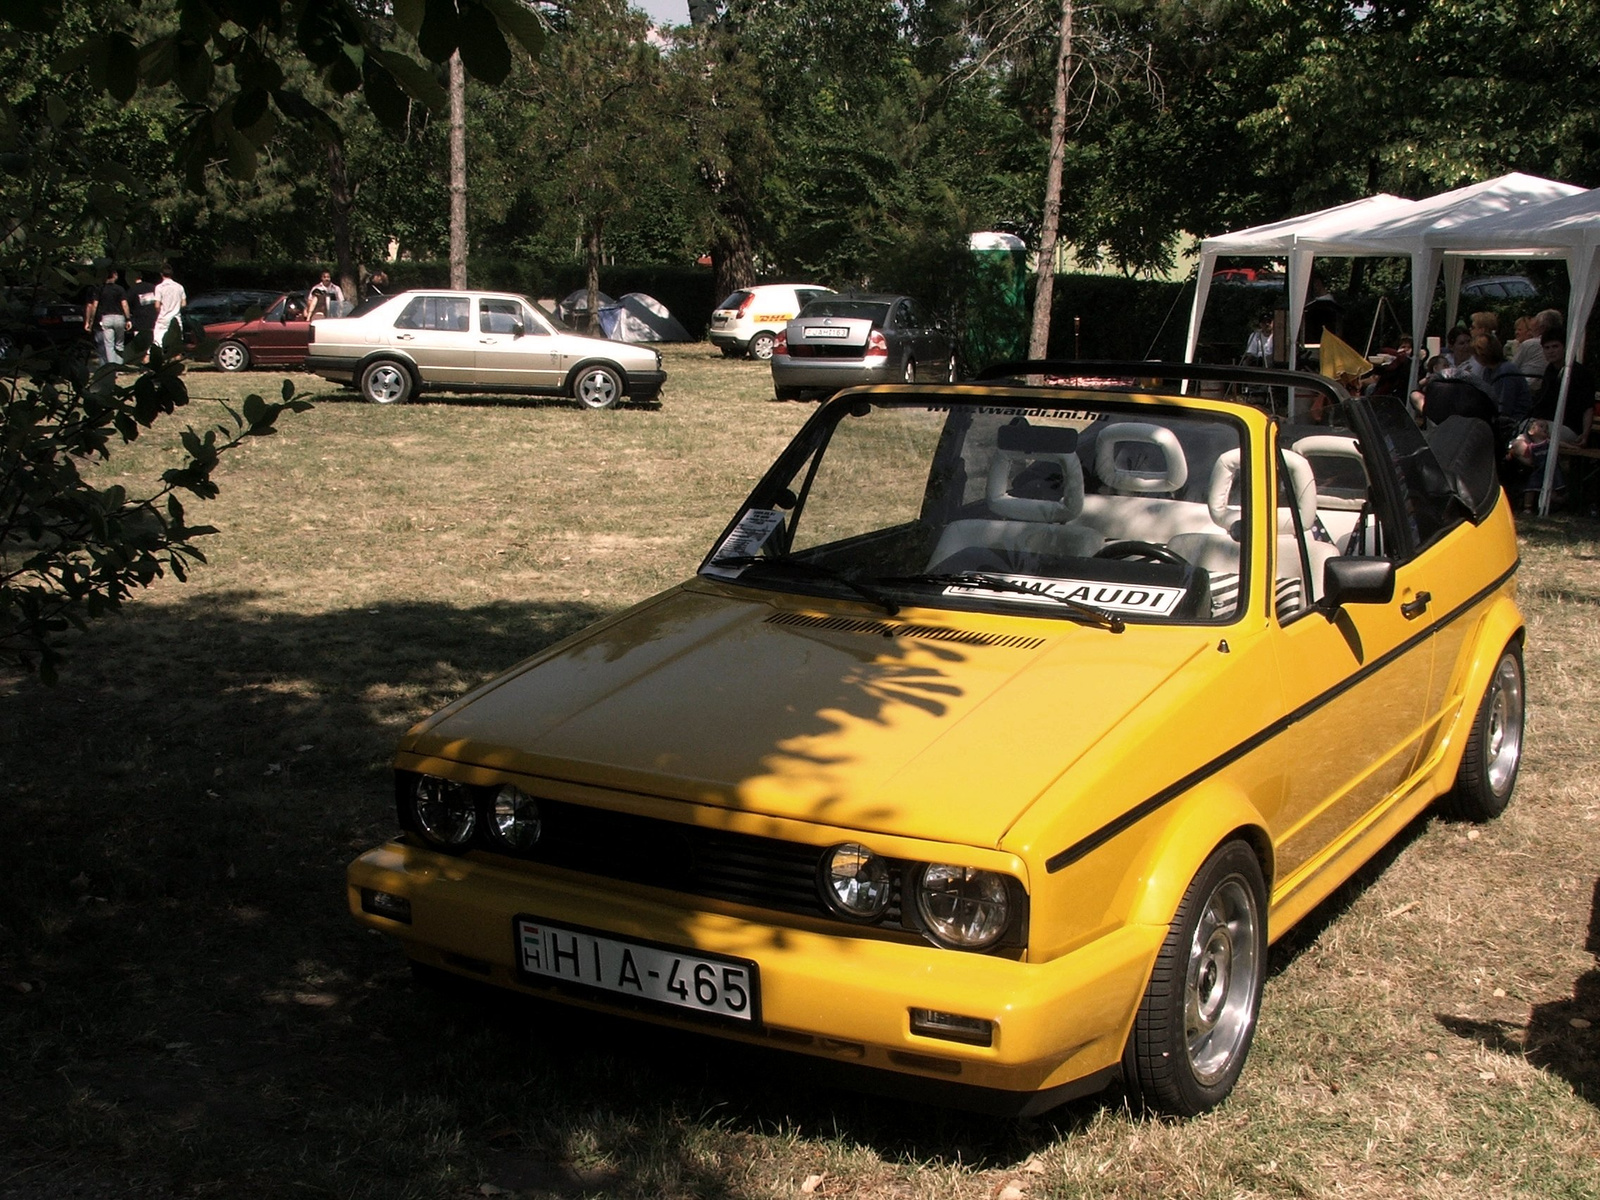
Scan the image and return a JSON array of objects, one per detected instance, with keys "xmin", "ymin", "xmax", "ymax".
[{"xmin": 1044, "ymin": 559, "xmax": 1519, "ymax": 873}]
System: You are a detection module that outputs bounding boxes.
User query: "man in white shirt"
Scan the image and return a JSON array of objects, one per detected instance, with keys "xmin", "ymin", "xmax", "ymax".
[{"xmin": 152, "ymin": 264, "xmax": 187, "ymax": 355}]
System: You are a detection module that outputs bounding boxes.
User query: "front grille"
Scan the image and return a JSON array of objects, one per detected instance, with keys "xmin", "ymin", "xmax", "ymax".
[{"xmin": 394, "ymin": 774, "xmax": 1024, "ymax": 951}]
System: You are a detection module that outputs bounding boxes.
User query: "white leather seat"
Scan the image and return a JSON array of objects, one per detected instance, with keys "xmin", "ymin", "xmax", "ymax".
[{"xmin": 928, "ymin": 448, "xmax": 1101, "ymax": 569}]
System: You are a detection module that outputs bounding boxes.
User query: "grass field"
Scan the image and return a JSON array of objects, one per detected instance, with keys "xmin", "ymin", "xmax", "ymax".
[{"xmin": 1, "ymin": 344, "xmax": 1597, "ymax": 1199}]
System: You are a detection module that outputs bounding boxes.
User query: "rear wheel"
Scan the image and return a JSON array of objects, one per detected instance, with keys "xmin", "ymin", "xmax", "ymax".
[
  {"xmin": 1123, "ymin": 840, "xmax": 1266, "ymax": 1116},
  {"xmin": 774, "ymin": 385, "xmax": 804, "ymax": 402},
  {"xmin": 719, "ymin": 343, "xmax": 739, "ymax": 358},
  {"xmin": 748, "ymin": 332, "xmax": 776, "ymax": 361},
  {"xmin": 573, "ymin": 363, "xmax": 623, "ymax": 410},
  {"xmin": 360, "ymin": 359, "xmax": 412, "ymax": 405},
  {"xmin": 213, "ymin": 340, "xmax": 249, "ymax": 372},
  {"xmin": 1439, "ymin": 643, "xmax": 1524, "ymax": 821}
]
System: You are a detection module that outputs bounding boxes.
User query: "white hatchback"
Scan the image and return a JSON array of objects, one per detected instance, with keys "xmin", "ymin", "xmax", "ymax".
[{"xmin": 708, "ymin": 283, "xmax": 835, "ymax": 360}]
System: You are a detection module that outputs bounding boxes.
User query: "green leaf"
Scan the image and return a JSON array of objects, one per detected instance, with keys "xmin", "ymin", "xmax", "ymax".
[
  {"xmin": 45, "ymin": 94, "xmax": 68, "ymax": 127},
  {"xmin": 394, "ymin": 0, "xmax": 426, "ymax": 37},
  {"xmin": 139, "ymin": 35, "xmax": 179, "ymax": 87},
  {"xmin": 0, "ymin": 0, "xmax": 61, "ymax": 33},
  {"xmin": 457, "ymin": 2, "xmax": 511, "ymax": 85},
  {"xmin": 233, "ymin": 86, "xmax": 270, "ymax": 130},
  {"xmin": 51, "ymin": 40, "xmax": 92, "ymax": 77},
  {"xmin": 175, "ymin": 41, "xmax": 215, "ymax": 103},
  {"xmin": 362, "ymin": 60, "xmax": 412, "ymax": 130},
  {"xmin": 376, "ymin": 48, "xmax": 447, "ymax": 109},
  {"xmin": 326, "ymin": 49, "xmax": 363, "ymax": 95},
  {"xmin": 417, "ymin": 0, "xmax": 460, "ymax": 63},
  {"xmin": 480, "ymin": 0, "xmax": 545, "ymax": 60},
  {"xmin": 242, "ymin": 394, "xmax": 267, "ymax": 425},
  {"xmin": 105, "ymin": 33, "xmax": 141, "ymax": 102},
  {"xmin": 281, "ymin": 379, "xmax": 295, "ymax": 401}
]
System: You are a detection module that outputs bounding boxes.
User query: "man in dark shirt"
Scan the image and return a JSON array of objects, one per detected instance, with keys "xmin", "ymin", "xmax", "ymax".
[
  {"xmin": 1303, "ymin": 271, "xmax": 1343, "ymax": 347},
  {"xmin": 82, "ymin": 265, "xmax": 130, "ymax": 365},
  {"xmin": 1534, "ymin": 329, "xmax": 1595, "ymax": 445},
  {"xmin": 128, "ymin": 268, "xmax": 159, "ymax": 362}
]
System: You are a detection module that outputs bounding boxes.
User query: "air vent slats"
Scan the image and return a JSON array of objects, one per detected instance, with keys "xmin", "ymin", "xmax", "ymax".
[{"xmin": 764, "ymin": 611, "xmax": 1045, "ymax": 650}]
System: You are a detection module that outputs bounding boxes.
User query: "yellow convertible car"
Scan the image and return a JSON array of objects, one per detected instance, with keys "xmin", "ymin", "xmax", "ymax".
[{"xmin": 348, "ymin": 363, "xmax": 1524, "ymax": 1116}]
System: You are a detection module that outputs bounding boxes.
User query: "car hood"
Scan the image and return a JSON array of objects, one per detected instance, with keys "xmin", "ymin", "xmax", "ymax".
[{"xmin": 400, "ymin": 584, "xmax": 1211, "ymax": 848}]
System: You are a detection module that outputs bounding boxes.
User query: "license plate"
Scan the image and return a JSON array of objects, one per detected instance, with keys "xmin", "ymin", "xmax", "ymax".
[
  {"xmin": 514, "ymin": 916, "xmax": 759, "ymax": 1023},
  {"xmin": 805, "ymin": 326, "xmax": 851, "ymax": 338}
]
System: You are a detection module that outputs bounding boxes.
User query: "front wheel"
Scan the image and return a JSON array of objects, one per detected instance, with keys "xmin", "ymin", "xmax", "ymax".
[
  {"xmin": 748, "ymin": 332, "xmax": 776, "ymax": 361},
  {"xmin": 1439, "ymin": 642, "xmax": 1524, "ymax": 821},
  {"xmin": 213, "ymin": 340, "xmax": 250, "ymax": 372},
  {"xmin": 1123, "ymin": 840, "xmax": 1266, "ymax": 1116},
  {"xmin": 360, "ymin": 359, "xmax": 413, "ymax": 405},
  {"xmin": 573, "ymin": 363, "xmax": 623, "ymax": 410}
]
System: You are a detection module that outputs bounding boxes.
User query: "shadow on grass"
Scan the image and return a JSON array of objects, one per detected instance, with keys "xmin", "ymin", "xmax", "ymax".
[
  {"xmin": 0, "ymin": 590, "xmax": 1065, "ymax": 1196},
  {"xmin": 1436, "ymin": 876, "xmax": 1600, "ymax": 1109},
  {"xmin": 307, "ymin": 387, "xmax": 664, "ymax": 413}
]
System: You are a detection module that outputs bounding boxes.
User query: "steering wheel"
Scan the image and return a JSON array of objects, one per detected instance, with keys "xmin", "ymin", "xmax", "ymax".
[{"xmin": 1094, "ymin": 540, "xmax": 1189, "ymax": 567}]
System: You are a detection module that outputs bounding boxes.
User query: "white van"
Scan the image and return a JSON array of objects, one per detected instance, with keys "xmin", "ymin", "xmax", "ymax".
[{"xmin": 708, "ymin": 283, "xmax": 834, "ymax": 360}]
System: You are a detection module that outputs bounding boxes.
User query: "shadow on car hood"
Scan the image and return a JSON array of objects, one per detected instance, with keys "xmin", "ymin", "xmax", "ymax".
[{"xmin": 399, "ymin": 584, "xmax": 1212, "ymax": 847}]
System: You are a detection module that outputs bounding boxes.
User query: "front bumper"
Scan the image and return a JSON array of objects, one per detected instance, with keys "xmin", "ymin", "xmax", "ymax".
[
  {"xmin": 348, "ymin": 839, "xmax": 1161, "ymax": 1106},
  {"xmin": 624, "ymin": 368, "xmax": 667, "ymax": 399}
]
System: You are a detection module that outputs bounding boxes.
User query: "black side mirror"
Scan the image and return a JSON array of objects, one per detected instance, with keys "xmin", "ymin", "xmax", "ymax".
[
  {"xmin": 1322, "ymin": 556, "xmax": 1395, "ymax": 609},
  {"xmin": 512, "ymin": 320, "xmax": 525, "ymax": 338}
]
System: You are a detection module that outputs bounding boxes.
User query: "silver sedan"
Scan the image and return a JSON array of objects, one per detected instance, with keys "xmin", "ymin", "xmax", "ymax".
[{"xmin": 770, "ymin": 294, "xmax": 956, "ymax": 400}]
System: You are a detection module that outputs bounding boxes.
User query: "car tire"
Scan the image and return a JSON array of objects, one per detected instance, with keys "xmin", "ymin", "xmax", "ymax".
[
  {"xmin": 1439, "ymin": 642, "xmax": 1524, "ymax": 822},
  {"xmin": 719, "ymin": 343, "xmax": 740, "ymax": 358},
  {"xmin": 360, "ymin": 359, "xmax": 413, "ymax": 405},
  {"xmin": 212, "ymin": 340, "xmax": 250, "ymax": 372},
  {"xmin": 902, "ymin": 358, "xmax": 916, "ymax": 384},
  {"xmin": 573, "ymin": 363, "xmax": 623, "ymax": 410},
  {"xmin": 748, "ymin": 332, "xmax": 776, "ymax": 361},
  {"xmin": 1122, "ymin": 839, "xmax": 1266, "ymax": 1117},
  {"xmin": 774, "ymin": 386, "xmax": 804, "ymax": 402}
]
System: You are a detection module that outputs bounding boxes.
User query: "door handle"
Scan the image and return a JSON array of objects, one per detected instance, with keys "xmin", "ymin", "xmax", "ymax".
[
  {"xmin": 1400, "ymin": 591, "xmax": 1431, "ymax": 619},
  {"xmin": 395, "ymin": 333, "xmax": 414, "ymax": 340}
]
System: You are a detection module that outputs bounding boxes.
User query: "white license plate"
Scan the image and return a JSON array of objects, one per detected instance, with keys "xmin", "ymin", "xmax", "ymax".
[
  {"xmin": 514, "ymin": 917, "xmax": 758, "ymax": 1023},
  {"xmin": 805, "ymin": 327, "xmax": 851, "ymax": 338}
]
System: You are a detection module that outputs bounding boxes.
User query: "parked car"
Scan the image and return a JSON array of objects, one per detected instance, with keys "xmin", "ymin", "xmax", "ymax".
[
  {"xmin": 306, "ymin": 289, "xmax": 666, "ymax": 409},
  {"xmin": 205, "ymin": 293, "xmax": 312, "ymax": 371},
  {"xmin": 770, "ymin": 293, "xmax": 956, "ymax": 400},
  {"xmin": 0, "ymin": 285, "xmax": 92, "ymax": 365},
  {"xmin": 180, "ymin": 289, "xmax": 283, "ymax": 343},
  {"xmin": 708, "ymin": 283, "xmax": 835, "ymax": 360},
  {"xmin": 1461, "ymin": 275, "xmax": 1539, "ymax": 300},
  {"xmin": 1214, "ymin": 267, "xmax": 1285, "ymax": 289},
  {"xmin": 347, "ymin": 361, "xmax": 1524, "ymax": 1115}
]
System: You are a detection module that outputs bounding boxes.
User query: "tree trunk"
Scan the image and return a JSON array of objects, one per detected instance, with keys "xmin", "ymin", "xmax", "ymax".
[
  {"xmin": 326, "ymin": 140, "xmax": 357, "ymax": 306},
  {"xmin": 711, "ymin": 202, "xmax": 756, "ymax": 300},
  {"xmin": 449, "ymin": 51, "xmax": 468, "ymax": 289},
  {"xmin": 585, "ymin": 221, "xmax": 604, "ymax": 336},
  {"xmin": 1028, "ymin": 0, "xmax": 1073, "ymax": 360}
]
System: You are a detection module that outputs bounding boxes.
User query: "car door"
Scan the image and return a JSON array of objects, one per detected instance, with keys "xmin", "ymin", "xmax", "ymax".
[
  {"xmin": 1263, "ymin": 401, "xmax": 1440, "ymax": 890},
  {"xmin": 244, "ymin": 296, "xmax": 310, "ymax": 365},
  {"xmin": 475, "ymin": 298, "xmax": 562, "ymax": 390},
  {"xmin": 390, "ymin": 294, "xmax": 476, "ymax": 384}
]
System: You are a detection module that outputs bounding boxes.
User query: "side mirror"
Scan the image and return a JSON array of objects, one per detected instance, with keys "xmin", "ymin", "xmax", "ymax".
[
  {"xmin": 512, "ymin": 320, "xmax": 525, "ymax": 338},
  {"xmin": 1322, "ymin": 557, "xmax": 1395, "ymax": 609}
]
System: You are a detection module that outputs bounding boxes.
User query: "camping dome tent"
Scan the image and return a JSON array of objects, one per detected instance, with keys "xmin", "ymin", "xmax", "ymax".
[{"xmin": 555, "ymin": 290, "xmax": 691, "ymax": 342}]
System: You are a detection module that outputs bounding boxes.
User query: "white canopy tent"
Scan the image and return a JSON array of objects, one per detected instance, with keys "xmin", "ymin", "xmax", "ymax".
[
  {"xmin": 1422, "ymin": 186, "xmax": 1600, "ymax": 513},
  {"xmin": 1183, "ymin": 194, "xmax": 1417, "ymax": 369},
  {"xmin": 1184, "ymin": 174, "xmax": 1583, "ymax": 374}
]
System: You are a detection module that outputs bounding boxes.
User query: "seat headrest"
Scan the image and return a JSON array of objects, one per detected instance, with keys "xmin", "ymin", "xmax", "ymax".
[
  {"xmin": 1205, "ymin": 448, "xmax": 1243, "ymax": 531},
  {"xmin": 1291, "ymin": 434, "xmax": 1370, "ymax": 512},
  {"xmin": 1094, "ymin": 423, "xmax": 1189, "ymax": 493},
  {"xmin": 1204, "ymin": 447, "xmax": 1318, "ymax": 533},
  {"xmin": 1279, "ymin": 448, "xmax": 1318, "ymax": 530},
  {"xmin": 987, "ymin": 450, "xmax": 1085, "ymax": 523}
]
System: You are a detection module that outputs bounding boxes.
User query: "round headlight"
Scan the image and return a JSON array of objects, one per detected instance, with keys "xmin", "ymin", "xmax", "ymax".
[
  {"xmin": 915, "ymin": 864, "xmax": 1011, "ymax": 950},
  {"xmin": 411, "ymin": 775, "xmax": 476, "ymax": 849},
  {"xmin": 820, "ymin": 842, "xmax": 893, "ymax": 921},
  {"xmin": 491, "ymin": 784, "xmax": 542, "ymax": 850}
]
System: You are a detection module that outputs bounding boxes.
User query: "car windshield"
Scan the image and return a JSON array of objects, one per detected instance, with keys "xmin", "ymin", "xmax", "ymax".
[
  {"xmin": 798, "ymin": 300, "xmax": 891, "ymax": 324},
  {"xmin": 702, "ymin": 394, "xmax": 1252, "ymax": 626}
]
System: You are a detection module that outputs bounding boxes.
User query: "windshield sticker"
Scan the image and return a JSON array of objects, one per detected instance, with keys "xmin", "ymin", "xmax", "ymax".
[
  {"xmin": 942, "ymin": 574, "xmax": 1186, "ymax": 616},
  {"xmin": 704, "ymin": 509, "xmax": 786, "ymax": 577}
]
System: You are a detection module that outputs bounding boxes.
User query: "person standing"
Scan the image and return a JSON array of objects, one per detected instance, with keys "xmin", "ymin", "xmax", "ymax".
[
  {"xmin": 128, "ymin": 268, "xmax": 159, "ymax": 362},
  {"xmin": 83, "ymin": 265, "xmax": 130, "ymax": 365},
  {"xmin": 152, "ymin": 263, "xmax": 188, "ymax": 356},
  {"xmin": 307, "ymin": 269, "xmax": 343, "ymax": 319},
  {"xmin": 1302, "ymin": 272, "xmax": 1343, "ymax": 345}
]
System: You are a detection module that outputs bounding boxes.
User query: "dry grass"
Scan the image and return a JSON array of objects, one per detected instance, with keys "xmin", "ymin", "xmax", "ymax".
[{"xmin": 0, "ymin": 346, "xmax": 1596, "ymax": 1199}]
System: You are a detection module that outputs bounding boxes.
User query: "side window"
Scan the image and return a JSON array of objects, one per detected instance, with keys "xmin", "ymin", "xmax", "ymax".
[
  {"xmin": 518, "ymin": 303, "xmax": 551, "ymax": 335},
  {"xmin": 1364, "ymin": 395, "xmax": 1463, "ymax": 553},
  {"xmin": 394, "ymin": 296, "xmax": 470, "ymax": 332},
  {"xmin": 480, "ymin": 298, "xmax": 521, "ymax": 335}
]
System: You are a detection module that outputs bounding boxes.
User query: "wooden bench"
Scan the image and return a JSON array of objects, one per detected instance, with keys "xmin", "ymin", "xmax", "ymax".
[{"xmin": 1557, "ymin": 443, "xmax": 1600, "ymax": 514}]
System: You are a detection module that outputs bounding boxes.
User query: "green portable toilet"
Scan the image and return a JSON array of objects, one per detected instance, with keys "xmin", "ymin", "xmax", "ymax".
[{"xmin": 965, "ymin": 232, "xmax": 1028, "ymax": 372}]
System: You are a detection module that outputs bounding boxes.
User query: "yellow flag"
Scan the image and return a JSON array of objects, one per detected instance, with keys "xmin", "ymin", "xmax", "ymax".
[{"xmin": 1317, "ymin": 330, "xmax": 1372, "ymax": 381}]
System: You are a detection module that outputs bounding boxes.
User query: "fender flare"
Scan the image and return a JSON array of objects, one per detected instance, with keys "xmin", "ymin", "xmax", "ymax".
[
  {"xmin": 562, "ymin": 357, "xmax": 628, "ymax": 396},
  {"xmin": 354, "ymin": 350, "xmax": 422, "ymax": 390},
  {"xmin": 1424, "ymin": 593, "xmax": 1525, "ymax": 791}
]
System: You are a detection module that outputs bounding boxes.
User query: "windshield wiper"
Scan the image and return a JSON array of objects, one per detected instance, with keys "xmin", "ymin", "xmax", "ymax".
[
  {"xmin": 879, "ymin": 572, "xmax": 1126, "ymax": 633},
  {"xmin": 711, "ymin": 554, "xmax": 900, "ymax": 616}
]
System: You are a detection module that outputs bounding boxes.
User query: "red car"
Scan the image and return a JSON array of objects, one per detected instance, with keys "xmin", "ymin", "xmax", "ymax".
[{"xmin": 205, "ymin": 293, "xmax": 311, "ymax": 371}]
